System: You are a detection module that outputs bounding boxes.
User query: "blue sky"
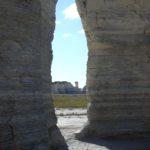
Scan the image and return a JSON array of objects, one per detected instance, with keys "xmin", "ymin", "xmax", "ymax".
[{"xmin": 52, "ymin": 0, "xmax": 88, "ymax": 88}]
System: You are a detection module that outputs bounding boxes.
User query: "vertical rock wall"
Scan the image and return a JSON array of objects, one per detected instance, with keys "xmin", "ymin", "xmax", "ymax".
[
  {"xmin": 0, "ymin": 0, "xmax": 66, "ymax": 149},
  {"xmin": 76, "ymin": 0, "xmax": 150, "ymax": 138}
]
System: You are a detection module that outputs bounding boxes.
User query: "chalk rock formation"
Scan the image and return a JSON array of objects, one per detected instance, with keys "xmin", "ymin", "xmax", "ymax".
[
  {"xmin": 52, "ymin": 81, "xmax": 81, "ymax": 94},
  {"xmin": 0, "ymin": 0, "xmax": 66, "ymax": 149},
  {"xmin": 76, "ymin": 0, "xmax": 150, "ymax": 138}
]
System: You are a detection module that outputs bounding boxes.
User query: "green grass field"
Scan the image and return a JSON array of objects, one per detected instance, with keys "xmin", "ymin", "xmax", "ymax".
[{"xmin": 53, "ymin": 94, "xmax": 88, "ymax": 108}]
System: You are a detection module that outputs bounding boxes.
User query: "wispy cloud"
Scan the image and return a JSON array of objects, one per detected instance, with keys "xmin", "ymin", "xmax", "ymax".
[
  {"xmin": 55, "ymin": 20, "xmax": 62, "ymax": 24},
  {"xmin": 63, "ymin": 3, "xmax": 80, "ymax": 20},
  {"xmin": 78, "ymin": 29, "xmax": 85, "ymax": 34},
  {"xmin": 63, "ymin": 33, "xmax": 72, "ymax": 38}
]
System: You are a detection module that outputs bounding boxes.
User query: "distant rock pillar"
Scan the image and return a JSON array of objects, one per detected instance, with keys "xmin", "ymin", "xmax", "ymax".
[
  {"xmin": 75, "ymin": 81, "xmax": 79, "ymax": 88},
  {"xmin": 0, "ymin": 0, "xmax": 66, "ymax": 149},
  {"xmin": 76, "ymin": 0, "xmax": 150, "ymax": 138}
]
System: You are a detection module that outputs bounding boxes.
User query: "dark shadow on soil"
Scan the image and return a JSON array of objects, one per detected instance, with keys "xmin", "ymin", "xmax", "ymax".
[{"xmin": 80, "ymin": 137, "xmax": 150, "ymax": 150}]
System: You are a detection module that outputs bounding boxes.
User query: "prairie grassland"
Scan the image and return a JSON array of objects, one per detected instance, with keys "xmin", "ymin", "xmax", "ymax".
[{"xmin": 53, "ymin": 94, "xmax": 88, "ymax": 108}]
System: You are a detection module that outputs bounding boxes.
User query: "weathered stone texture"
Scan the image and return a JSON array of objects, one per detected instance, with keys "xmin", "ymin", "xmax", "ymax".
[
  {"xmin": 0, "ymin": 0, "xmax": 66, "ymax": 149},
  {"xmin": 76, "ymin": 0, "xmax": 150, "ymax": 138}
]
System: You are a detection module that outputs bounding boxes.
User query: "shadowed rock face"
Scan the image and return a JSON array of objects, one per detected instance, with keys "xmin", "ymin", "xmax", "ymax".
[
  {"xmin": 0, "ymin": 0, "xmax": 66, "ymax": 149},
  {"xmin": 76, "ymin": 0, "xmax": 150, "ymax": 138}
]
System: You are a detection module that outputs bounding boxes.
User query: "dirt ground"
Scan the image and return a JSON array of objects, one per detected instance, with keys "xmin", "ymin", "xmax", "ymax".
[{"xmin": 56, "ymin": 108, "xmax": 150, "ymax": 150}]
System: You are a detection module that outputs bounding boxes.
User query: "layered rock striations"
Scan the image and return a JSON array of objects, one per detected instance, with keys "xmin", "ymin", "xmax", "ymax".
[
  {"xmin": 76, "ymin": 0, "xmax": 150, "ymax": 138},
  {"xmin": 0, "ymin": 0, "xmax": 66, "ymax": 149}
]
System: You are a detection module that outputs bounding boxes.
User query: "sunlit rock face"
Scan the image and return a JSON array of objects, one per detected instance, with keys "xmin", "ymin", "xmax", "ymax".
[
  {"xmin": 76, "ymin": 0, "xmax": 150, "ymax": 138},
  {"xmin": 0, "ymin": 0, "xmax": 66, "ymax": 149}
]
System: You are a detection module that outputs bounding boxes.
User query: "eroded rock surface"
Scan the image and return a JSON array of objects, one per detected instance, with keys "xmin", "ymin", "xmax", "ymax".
[
  {"xmin": 0, "ymin": 0, "xmax": 66, "ymax": 149},
  {"xmin": 76, "ymin": 0, "xmax": 150, "ymax": 138}
]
